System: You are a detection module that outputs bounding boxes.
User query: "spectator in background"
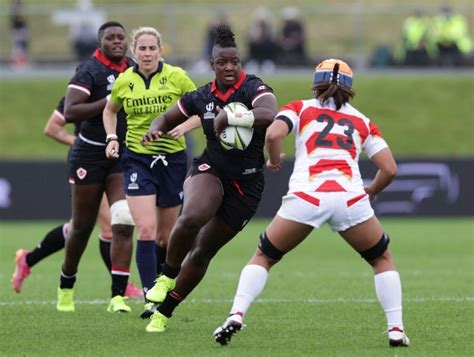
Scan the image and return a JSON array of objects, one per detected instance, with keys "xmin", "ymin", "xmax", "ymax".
[
  {"xmin": 278, "ymin": 6, "xmax": 307, "ymax": 67},
  {"xmin": 192, "ymin": 9, "xmax": 231, "ymax": 74},
  {"xmin": 10, "ymin": 0, "xmax": 28, "ymax": 68},
  {"xmin": 203, "ymin": 9, "xmax": 230, "ymax": 61},
  {"xmin": 246, "ymin": 6, "xmax": 279, "ymax": 73},
  {"xmin": 70, "ymin": 0, "xmax": 105, "ymax": 61},
  {"xmin": 432, "ymin": 6, "xmax": 472, "ymax": 66},
  {"xmin": 401, "ymin": 8, "xmax": 433, "ymax": 66}
]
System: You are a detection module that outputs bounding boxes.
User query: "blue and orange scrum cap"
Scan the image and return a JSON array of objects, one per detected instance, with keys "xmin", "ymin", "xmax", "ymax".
[{"xmin": 313, "ymin": 58, "xmax": 353, "ymax": 88}]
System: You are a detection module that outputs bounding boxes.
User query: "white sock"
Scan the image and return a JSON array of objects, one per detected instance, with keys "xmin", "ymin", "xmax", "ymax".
[
  {"xmin": 374, "ymin": 270, "xmax": 404, "ymax": 330},
  {"xmin": 229, "ymin": 264, "xmax": 269, "ymax": 318}
]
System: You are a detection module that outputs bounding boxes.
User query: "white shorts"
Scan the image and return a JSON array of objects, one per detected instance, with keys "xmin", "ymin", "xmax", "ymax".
[{"xmin": 276, "ymin": 191, "xmax": 374, "ymax": 232}]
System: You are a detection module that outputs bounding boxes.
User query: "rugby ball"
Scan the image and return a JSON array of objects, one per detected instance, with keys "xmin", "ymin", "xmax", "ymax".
[{"xmin": 219, "ymin": 102, "xmax": 254, "ymax": 151}]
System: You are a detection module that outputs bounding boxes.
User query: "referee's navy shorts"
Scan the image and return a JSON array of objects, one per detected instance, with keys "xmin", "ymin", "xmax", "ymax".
[{"xmin": 122, "ymin": 147, "xmax": 187, "ymax": 208}]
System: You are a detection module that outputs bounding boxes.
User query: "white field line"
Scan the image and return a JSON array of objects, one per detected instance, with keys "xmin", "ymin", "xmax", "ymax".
[{"xmin": 1, "ymin": 296, "xmax": 473, "ymax": 307}]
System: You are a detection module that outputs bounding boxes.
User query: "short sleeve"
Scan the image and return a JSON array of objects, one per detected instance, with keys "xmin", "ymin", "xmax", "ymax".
[
  {"xmin": 246, "ymin": 77, "xmax": 274, "ymax": 107},
  {"xmin": 68, "ymin": 63, "xmax": 94, "ymax": 96},
  {"xmin": 177, "ymin": 91, "xmax": 198, "ymax": 118},
  {"xmin": 275, "ymin": 100, "xmax": 303, "ymax": 134},
  {"xmin": 362, "ymin": 121, "xmax": 388, "ymax": 158}
]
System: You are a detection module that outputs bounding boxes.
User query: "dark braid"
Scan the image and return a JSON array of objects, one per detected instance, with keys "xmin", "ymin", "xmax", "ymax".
[
  {"xmin": 312, "ymin": 82, "xmax": 355, "ymax": 110},
  {"xmin": 214, "ymin": 24, "xmax": 237, "ymax": 48}
]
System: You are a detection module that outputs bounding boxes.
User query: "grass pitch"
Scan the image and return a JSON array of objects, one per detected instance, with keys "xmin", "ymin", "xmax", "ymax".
[{"xmin": 0, "ymin": 218, "xmax": 473, "ymax": 356}]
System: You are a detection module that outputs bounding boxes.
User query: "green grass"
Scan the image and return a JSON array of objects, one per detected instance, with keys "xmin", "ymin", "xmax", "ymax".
[
  {"xmin": 0, "ymin": 74, "xmax": 473, "ymax": 160},
  {"xmin": 1, "ymin": 218, "xmax": 473, "ymax": 356}
]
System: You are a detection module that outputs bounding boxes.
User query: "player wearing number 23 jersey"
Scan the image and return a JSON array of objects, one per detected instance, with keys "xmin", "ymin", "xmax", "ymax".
[
  {"xmin": 214, "ymin": 59, "xmax": 409, "ymax": 348},
  {"xmin": 276, "ymin": 77, "xmax": 388, "ymax": 230}
]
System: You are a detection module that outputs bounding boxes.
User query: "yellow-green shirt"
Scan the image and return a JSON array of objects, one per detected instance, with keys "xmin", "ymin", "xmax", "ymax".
[{"xmin": 111, "ymin": 61, "xmax": 196, "ymax": 154}]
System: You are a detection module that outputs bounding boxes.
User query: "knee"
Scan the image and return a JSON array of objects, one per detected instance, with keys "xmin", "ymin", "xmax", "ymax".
[
  {"xmin": 69, "ymin": 225, "xmax": 94, "ymax": 242},
  {"xmin": 253, "ymin": 248, "xmax": 279, "ymax": 270},
  {"xmin": 361, "ymin": 233, "xmax": 395, "ymax": 270},
  {"xmin": 155, "ymin": 231, "xmax": 169, "ymax": 247},
  {"xmin": 112, "ymin": 224, "xmax": 133, "ymax": 240},
  {"xmin": 187, "ymin": 246, "xmax": 213, "ymax": 268},
  {"xmin": 176, "ymin": 213, "xmax": 203, "ymax": 234},
  {"xmin": 136, "ymin": 224, "xmax": 156, "ymax": 241}
]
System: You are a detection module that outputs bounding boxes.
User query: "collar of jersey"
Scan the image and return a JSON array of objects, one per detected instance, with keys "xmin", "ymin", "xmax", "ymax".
[
  {"xmin": 132, "ymin": 61, "xmax": 163, "ymax": 77},
  {"xmin": 92, "ymin": 49, "xmax": 128, "ymax": 72},
  {"xmin": 211, "ymin": 71, "xmax": 247, "ymax": 102}
]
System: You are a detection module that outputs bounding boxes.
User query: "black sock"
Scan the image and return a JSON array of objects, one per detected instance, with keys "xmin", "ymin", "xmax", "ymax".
[
  {"xmin": 99, "ymin": 237, "xmax": 112, "ymax": 273},
  {"xmin": 158, "ymin": 291, "xmax": 184, "ymax": 318},
  {"xmin": 60, "ymin": 268, "xmax": 76, "ymax": 289},
  {"xmin": 155, "ymin": 244, "xmax": 167, "ymax": 276},
  {"xmin": 26, "ymin": 224, "xmax": 66, "ymax": 268},
  {"xmin": 111, "ymin": 268, "xmax": 129, "ymax": 297},
  {"xmin": 162, "ymin": 262, "xmax": 181, "ymax": 279}
]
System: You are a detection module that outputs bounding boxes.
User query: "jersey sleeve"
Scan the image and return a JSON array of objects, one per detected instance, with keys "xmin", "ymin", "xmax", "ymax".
[
  {"xmin": 246, "ymin": 77, "xmax": 274, "ymax": 107},
  {"xmin": 275, "ymin": 100, "xmax": 303, "ymax": 134},
  {"xmin": 68, "ymin": 62, "xmax": 94, "ymax": 96},
  {"xmin": 362, "ymin": 121, "xmax": 389, "ymax": 158},
  {"xmin": 177, "ymin": 90, "xmax": 198, "ymax": 118},
  {"xmin": 54, "ymin": 97, "xmax": 66, "ymax": 120}
]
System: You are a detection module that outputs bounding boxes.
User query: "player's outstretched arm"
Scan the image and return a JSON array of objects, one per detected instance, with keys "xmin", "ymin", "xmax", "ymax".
[
  {"xmin": 265, "ymin": 119, "xmax": 289, "ymax": 171},
  {"xmin": 142, "ymin": 103, "xmax": 187, "ymax": 145},
  {"xmin": 167, "ymin": 115, "xmax": 201, "ymax": 139}
]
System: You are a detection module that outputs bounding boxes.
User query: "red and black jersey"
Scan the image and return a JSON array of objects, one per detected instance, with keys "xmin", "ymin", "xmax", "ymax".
[
  {"xmin": 178, "ymin": 72, "xmax": 274, "ymax": 179},
  {"xmin": 67, "ymin": 50, "xmax": 133, "ymax": 144}
]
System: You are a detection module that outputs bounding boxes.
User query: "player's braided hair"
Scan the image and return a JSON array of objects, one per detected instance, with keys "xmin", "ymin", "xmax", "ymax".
[
  {"xmin": 312, "ymin": 82, "xmax": 355, "ymax": 110},
  {"xmin": 214, "ymin": 24, "xmax": 237, "ymax": 48}
]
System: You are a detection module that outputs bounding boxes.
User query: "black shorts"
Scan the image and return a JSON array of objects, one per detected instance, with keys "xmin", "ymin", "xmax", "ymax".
[
  {"xmin": 188, "ymin": 156, "xmax": 265, "ymax": 231},
  {"xmin": 69, "ymin": 138, "xmax": 122, "ymax": 185},
  {"xmin": 122, "ymin": 147, "xmax": 187, "ymax": 207}
]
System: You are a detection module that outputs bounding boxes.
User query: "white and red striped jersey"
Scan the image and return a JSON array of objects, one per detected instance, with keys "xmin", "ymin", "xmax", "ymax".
[{"xmin": 277, "ymin": 98, "xmax": 388, "ymax": 194}]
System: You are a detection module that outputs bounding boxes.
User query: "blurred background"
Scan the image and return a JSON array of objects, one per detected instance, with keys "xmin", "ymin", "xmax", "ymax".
[
  {"xmin": 0, "ymin": 0, "xmax": 473, "ymax": 220},
  {"xmin": 1, "ymin": 0, "xmax": 473, "ymax": 70}
]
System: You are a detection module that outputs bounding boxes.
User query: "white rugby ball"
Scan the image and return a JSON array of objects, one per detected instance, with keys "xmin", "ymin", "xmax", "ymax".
[{"xmin": 220, "ymin": 102, "xmax": 254, "ymax": 151}]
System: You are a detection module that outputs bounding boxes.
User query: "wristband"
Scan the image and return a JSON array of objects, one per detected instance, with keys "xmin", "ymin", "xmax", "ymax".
[
  {"xmin": 106, "ymin": 134, "xmax": 118, "ymax": 143},
  {"xmin": 227, "ymin": 110, "xmax": 255, "ymax": 128}
]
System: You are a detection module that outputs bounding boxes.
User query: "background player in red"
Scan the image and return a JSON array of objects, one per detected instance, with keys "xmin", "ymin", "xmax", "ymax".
[
  {"xmin": 141, "ymin": 24, "xmax": 278, "ymax": 332},
  {"xmin": 214, "ymin": 59, "xmax": 409, "ymax": 348}
]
